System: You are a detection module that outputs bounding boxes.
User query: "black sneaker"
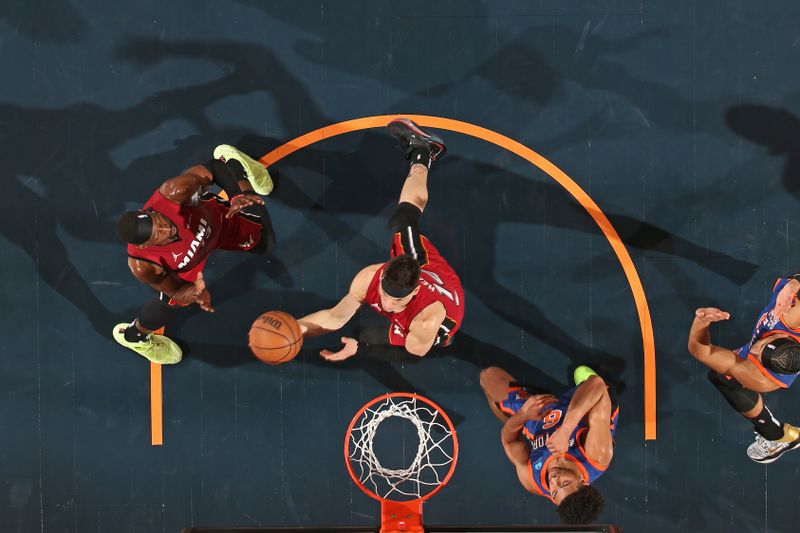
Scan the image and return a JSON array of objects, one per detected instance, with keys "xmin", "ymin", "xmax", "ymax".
[{"xmin": 387, "ymin": 118, "xmax": 447, "ymax": 162}]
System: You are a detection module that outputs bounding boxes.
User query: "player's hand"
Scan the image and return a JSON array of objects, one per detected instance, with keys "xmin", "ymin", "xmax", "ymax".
[
  {"xmin": 773, "ymin": 279, "xmax": 800, "ymax": 319},
  {"xmin": 320, "ymin": 337, "xmax": 358, "ymax": 362},
  {"xmin": 546, "ymin": 426, "xmax": 571, "ymax": 455},
  {"xmin": 193, "ymin": 273, "xmax": 215, "ymax": 312},
  {"xmin": 519, "ymin": 394, "xmax": 558, "ymax": 420},
  {"xmin": 694, "ymin": 307, "xmax": 730, "ymax": 324},
  {"xmin": 226, "ymin": 193, "xmax": 264, "ymax": 218}
]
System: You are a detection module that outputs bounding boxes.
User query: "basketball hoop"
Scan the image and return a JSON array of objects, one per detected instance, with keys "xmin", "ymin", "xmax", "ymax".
[{"xmin": 344, "ymin": 393, "xmax": 458, "ymax": 533}]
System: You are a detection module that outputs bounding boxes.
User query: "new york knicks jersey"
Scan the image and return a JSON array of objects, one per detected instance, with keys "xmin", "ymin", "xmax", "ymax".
[
  {"xmin": 734, "ymin": 278, "xmax": 800, "ymax": 388},
  {"xmin": 499, "ymin": 386, "xmax": 619, "ymax": 503}
]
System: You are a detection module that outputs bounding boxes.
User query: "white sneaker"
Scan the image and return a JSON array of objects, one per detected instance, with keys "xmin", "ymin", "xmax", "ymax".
[{"xmin": 746, "ymin": 425, "xmax": 800, "ymax": 463}]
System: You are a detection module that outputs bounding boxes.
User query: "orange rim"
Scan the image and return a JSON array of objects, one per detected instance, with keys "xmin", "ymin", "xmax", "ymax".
[{"xmin": 343, "ymin": 392, "xmax": 459, "ymax": 503}]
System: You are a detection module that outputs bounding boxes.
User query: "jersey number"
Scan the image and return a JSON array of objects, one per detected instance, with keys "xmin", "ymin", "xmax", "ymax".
[
  {"xmin": 422, "ymin": 269, "xmax": 460, "ymax": 306},
  {"xmin": 542, "ymin": 409, "xmax": 563, "ymax": 430}
]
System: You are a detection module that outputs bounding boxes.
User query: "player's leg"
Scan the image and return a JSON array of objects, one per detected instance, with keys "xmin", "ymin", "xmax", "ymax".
[
  {"xmin": 208, "ymin": 150, "xmax": 277, "ymax": 254},
  {"xmin": 574, "ymin": 365, "xmax": 620, "ymax": 414},
  {"xmin": 398, "ymin": 163, "xmax": 430, "ymax": 212},
  {"xmin": 237, "ymin": 196, "xmax": 276, "ymax": 254},
  {"xmin": 707, "ymin": 370, "xmax": 800, "ymax": 462},
  {"xmin": 385, "ymin": 119, "xmax": 448, "ymax": 264},
  {"xmin": 212, "ymin": 144, "xmax": 273, "ymax": 195},
  {"xmin": 480, "ymin": 367, "xmax": 518, "ymax": 423},
  {"xmin": 387, "ymin": 118, "xmax": 447, "ymax": 213},
  {"xmin": 113, "ymin": 293, "xmax": 183, "ymax": 364}
]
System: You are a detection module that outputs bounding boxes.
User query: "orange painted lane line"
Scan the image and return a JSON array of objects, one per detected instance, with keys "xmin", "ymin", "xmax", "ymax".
[
  {"xmin": 150, "ymin": 327, "xmax": 164, "ymax": 446},
  {"xmin": 261, "ymin": 114, "xmax": 657, "ymax": 440}
]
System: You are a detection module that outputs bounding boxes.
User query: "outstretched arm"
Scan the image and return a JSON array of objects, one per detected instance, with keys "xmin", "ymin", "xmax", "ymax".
[
  {"xmin": 298, "ymin": 264, "xmax": 378, "ymax": 337},
  {"xmin": 688, "ymin": 307, "xmax": 778, "ymax": 393},
  {"xmin": 687, "ymin": 307, "xmax": 733, "ymax": 373}
]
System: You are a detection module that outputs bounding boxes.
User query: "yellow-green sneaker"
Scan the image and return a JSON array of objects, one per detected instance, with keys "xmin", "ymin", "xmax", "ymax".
[
  {"xmin": 213, "ymin": 144, "xmax": 273, "ymax": 195},
  {"xmin": 112, "ymin": 323, "xmax": 182, "ymax": 364},
  {"xmin": 574, "ymin": 365, "xmax": 599, "ymax": 386}
]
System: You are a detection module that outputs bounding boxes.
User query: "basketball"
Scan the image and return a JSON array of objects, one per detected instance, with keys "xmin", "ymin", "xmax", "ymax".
[{"xmin": 248, "ymin": 311, "xmax": 303, "ymax": 364}]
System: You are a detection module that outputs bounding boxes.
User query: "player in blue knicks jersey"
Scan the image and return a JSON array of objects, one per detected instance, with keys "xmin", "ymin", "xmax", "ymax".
[
  {"xmin": 480, "ymin": 365, "xmax": 618, "ymax": 524},
  {"xmin": 688, "ymin": 278, "xmax": 800, "ymax": 464}
]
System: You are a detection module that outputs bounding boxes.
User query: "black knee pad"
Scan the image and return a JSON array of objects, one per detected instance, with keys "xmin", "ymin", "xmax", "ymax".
[
  {"xmin": 203, "ymin": 158, "xmax": 245, "ymax": 182},
  {"xmin": 388, "ymin": 202, "xmax": 422, "ymax": 233},
  {"xmin": 707, "ymin": 370, "xmax": 759, "ymax": 413},
  {"xmin": 137, "ymin": 294, "xmax": 184, "ymax": 331}
]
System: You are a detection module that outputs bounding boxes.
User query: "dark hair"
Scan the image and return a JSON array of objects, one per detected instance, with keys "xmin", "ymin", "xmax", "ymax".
[
  {"xmin": 762, "ymin": 337, "xmax": 800, "ymax": 374},
  {"xmin": 382, "ymin": 255, "xmax": 421, "ymax": 295},
  {"xmin": 115, "ymin": 210, "xmax": 153, "ymax": 245},
  {"xmin": 556, "ymin": 485, "xmax": 604, "ymax": 525}
]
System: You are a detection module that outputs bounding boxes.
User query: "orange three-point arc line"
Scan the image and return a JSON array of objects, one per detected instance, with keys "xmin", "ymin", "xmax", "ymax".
[{"xmin": 260, "ymin": 114, "xmax": 657, "ymax": 440}]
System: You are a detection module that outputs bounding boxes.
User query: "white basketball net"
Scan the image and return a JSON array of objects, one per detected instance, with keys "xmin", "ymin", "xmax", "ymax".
[{"xmin": 347, "ymin": 395, "xmax": 456, "ymax": 501}]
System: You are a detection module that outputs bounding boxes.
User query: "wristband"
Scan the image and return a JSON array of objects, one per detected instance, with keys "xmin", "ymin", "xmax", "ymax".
[{"xmin": 355, "ymin": 341, "xmax": 419, "ymax": 363}]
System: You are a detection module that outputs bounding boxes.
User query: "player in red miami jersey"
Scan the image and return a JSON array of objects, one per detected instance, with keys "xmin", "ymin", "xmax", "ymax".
[
  {"xmin": 112, "ymin": 145, "xmax": 275, "ymax": 364},
  {"xmin": 298, "ymin": 119, "xmax": 465, "ymax": 360}
]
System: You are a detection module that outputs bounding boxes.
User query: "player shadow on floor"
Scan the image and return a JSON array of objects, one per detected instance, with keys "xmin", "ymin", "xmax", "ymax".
[
  {"xmin": 234, "ymin": 0, "xmax": 563, "ymax": 115},
  {"xmin": 2, "ymin": 0, "xmax": 89, "ymax": 43},
  {"xmin": 6, "ymin": 34, "xmax": 353, "ymax": 338},
  {"xmin": 599, "ymin": 406, "xmax": 779, "ymax": 531},
  {"xmin": 725, "ymin": 103, "xmax": 800, "ymax": 202},
  {"xmin": 1, "ymin": 90, "xmax": 242, "ymax": 337}
]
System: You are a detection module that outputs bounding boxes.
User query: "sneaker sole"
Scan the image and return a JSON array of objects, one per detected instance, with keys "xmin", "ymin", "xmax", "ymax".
[
  {"xmin": 213, "ymin": 144, "xmax": 274, "ymax": 196},
  {"xmin": 387, "ymin": 118, "xmax": 447, "ymax": 159}
]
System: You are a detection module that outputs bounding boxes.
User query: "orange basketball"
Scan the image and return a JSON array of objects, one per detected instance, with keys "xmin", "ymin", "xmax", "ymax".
[{"xmin": 248, "ymin": 311, "xmax": 303, "ymax": 364}]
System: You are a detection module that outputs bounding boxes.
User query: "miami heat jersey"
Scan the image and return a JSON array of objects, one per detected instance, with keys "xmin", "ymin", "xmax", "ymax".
[
  {"xmin": 363, "ymin": 234, "xmax": 464, "ymax": 347},
  {"xmin": 127, "ymin": 190, "xmax": 261, "ymax": 282},
  {"xmin": 499, "ymin": 386, "xmax": 619, "ymax": 503},
  {"xmin": 734, "ymin": 278, "xmax": 800, "ymax": 388}
]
